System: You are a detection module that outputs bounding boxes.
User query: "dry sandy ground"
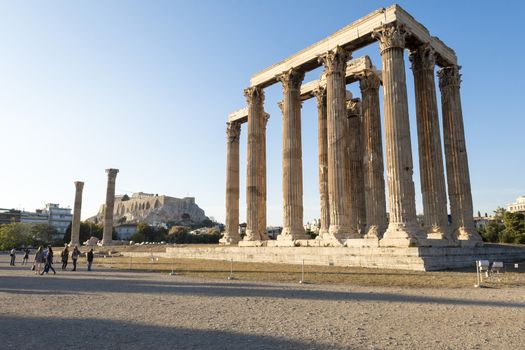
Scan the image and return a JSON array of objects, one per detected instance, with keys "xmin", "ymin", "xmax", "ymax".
[{"xmin": 1, "ymin": 255, "xmax": 524, "ymax": 350}]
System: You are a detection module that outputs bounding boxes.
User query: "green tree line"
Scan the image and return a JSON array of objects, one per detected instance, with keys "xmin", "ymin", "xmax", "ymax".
[{"xmin": 479, "ymin": 208, "xmax": 525, "ymax": 244}]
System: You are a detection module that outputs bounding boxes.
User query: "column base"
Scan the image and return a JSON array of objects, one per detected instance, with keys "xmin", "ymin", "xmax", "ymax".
[
  {"xmin": 278, "ymin": 228, "xmax": 309, "ymax": 242},
  {"xmin": 219, "ymin": 235, "xmax": 240, "ymax": 245},
  {"xmin": 456, "ymin": 226, "xmax": 483, "ymax": 244},
  {"xmin": 328, "ymin": 224, "xmax": 360, "ymax": 240},
  {"xmin": 380, "ymin": 222, "xmax": 424, "ymax": 247},
  {"xmin": 100, "ymin": 239, "xmax": 113, "ymax": 246},
  {"xmin": 69, "ymin": 241, "xmax": 80, "ymax": 248}
]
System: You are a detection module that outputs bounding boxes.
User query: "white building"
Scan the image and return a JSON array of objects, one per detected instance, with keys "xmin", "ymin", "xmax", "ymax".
[
  {"xmin": 507, "ymin": 196, "xmax": 525, "ymax": 213},
  {"xmin": 45, "ymin": 203, "xmax": 72, "ymax": 235}
]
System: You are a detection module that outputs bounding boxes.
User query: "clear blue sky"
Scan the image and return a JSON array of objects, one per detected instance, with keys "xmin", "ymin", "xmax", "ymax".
[{"xmin": 0, "ymin": 0, "xmax": 523, "ymax": 225}]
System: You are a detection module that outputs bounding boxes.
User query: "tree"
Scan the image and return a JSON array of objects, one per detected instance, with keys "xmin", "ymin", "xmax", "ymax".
[
  {"xmin": 63, "ymin": 221, "xmax": 103, "ymax": 244},
  {"xmin": 30, "ymin": 223, "xmax": 57, "ymax": 246},
  {"xmin": 501, "ymin": 212, "xmax": 525, "ymax": 244},
  {"xmin": 0, "ymin": 223, "xmax": 32, "ymax": 250}
]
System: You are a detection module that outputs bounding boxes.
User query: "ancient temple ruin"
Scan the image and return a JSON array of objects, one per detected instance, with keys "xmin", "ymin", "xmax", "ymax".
[{"xmin": 222, "ymin": 4, "xmax": 482, "ymax": 249}]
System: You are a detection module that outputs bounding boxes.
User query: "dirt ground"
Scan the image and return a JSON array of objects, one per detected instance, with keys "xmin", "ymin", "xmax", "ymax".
[{"xmin": 1, "ymin": 254, "xmax": 524, "ymax": 350}]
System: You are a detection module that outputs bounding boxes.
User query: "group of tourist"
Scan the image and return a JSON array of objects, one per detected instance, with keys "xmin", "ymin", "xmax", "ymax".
[{"xmin": 8, "ymin": 246, "xmax": 94, "ymax": 274}]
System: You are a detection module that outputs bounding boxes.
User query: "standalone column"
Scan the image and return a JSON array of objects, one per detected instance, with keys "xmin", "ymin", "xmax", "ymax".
[
  {"xmin": 221, "ymin": 121, "xmax": 241, "ymax": 245},
  {"xmin": 359, "ymin": 72, "xmax": 387, "ymax": 239},
  {"xmin": 346, "ymin": 98, "xmax": 366, "ymax": 236},
  {"xmin": 102, "ymin": 168, "xmax": 119, "ymax": 245},
  {"xmin": 438, "ymin": 65, "xmax": 482, "ymax": 246},
  {"xmin": 409, "ymin": 45, "xmax": 451, "ymax": 242},
  {"xmin": 244, "ymin": 86, "xmax": 266, "ymax": 241},
  {"xmin": 372, "ymin": 24, "xmax": 423, "ymax": 247},
  {"xmin": 319, "ymin": 46, "xmax": 351, "ymax": 244},
  {"xmin": 278, "ymin": 68, "xmax": 308, "ymax": 242},
  {"xmin": 313, "ymin": 87, "xmax": 330, "ymax": 238},
  {"xmin": 70, "ymin": 181, "xmax": 84, "ymax": 247}
]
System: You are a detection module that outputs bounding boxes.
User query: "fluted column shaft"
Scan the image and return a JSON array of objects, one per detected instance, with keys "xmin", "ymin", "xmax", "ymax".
[
  {"xmin": 314, "ymin": 87, "xmax": 330, "ymax": 238},
  {"xmin": 70, "ymin": 181, "xmax": 84, "ymax": 247},
  {"xmin": 259, "ymin": 115, "xmax": 269, "ymax": 240},
  {"xmin": 409, "ymin": 45, "xmax": 451, "ymax": 241},
  {"xmin": 102, "ymin": 168, "xmax": 119, "ymax": 245},
  {"xmin": 346, "ymin": 98, "xmax": 366, "ymax": 237},
  {"xmin": 244, "ymin": 87, "xmax": 266, "ymax": 241},
  {"xmin": 278, "ymin": 69, "xmax": 307, "ymax": 241},
  {"xmin": 438, "ymin": 65, "xmax": 481, "ymax": 244},
  {"xmin": 319, "ymin": 46, "xmax": 351, "ymax": 242},
  {"xmin": 359, "ymin": 72, "xmax": 387, "ymax": 239},
  {"xmin": 373, "ymin": 24, "xmax": 422, "ymax": 246},
  {"xmin": 221, "ymin": 122, "xmax": 241, "ymax": 245}
]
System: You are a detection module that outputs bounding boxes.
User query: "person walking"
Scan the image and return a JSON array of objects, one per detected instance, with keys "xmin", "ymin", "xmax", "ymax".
[
  {"xmin": 22, "ymin": 248, "xmax": 30, "ymax": 265},
  {"xmin": 61, "ymin": 246, "xmax": 69, "ymax": 271},
  {"xmin": 71, "ymin": 246, "xmax": 80, "ymax": 271},
  {"xmin": 34, "ymin": 246, "xmax": 44, "ymax": 275},
  {"xmin": 87, "ymin": 248, "xmax": 94, "ymax": 271},
  {"xmin": 9, "ymin": 248, "xmax": 16, "ymax": 266},
  {"xmin": 41, "ymin": 246, "xmax": 56, "ymax": 275}
]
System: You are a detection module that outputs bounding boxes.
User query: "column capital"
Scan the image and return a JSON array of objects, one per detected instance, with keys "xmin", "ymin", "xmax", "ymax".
[
  {"xmin": 74, "ymin": 181, "xmax": 84, "ymax": 191},
  {"xmin": 318, "ymin": 46, "xmax": 351, "ymax": 77},
  {"xmin": 277, "ymin": 68, "xmax": 305, "ymax": 94},
  {"xmin": 372, "ymin": 23, "xmax": 407, "ymax": 53},
  {"xmin": 358, "ymin": 71, "xmax": 381, "ymax": 92},
  {"xmin": 244, "ymin": 86, "xmax": 265, "ymax": 105},
  {"xmin": 226, "ymin": 122, "xmax": 241, "ymax": 144},
  {"xmin": 409, "ymin": 44, "xmax": 436, "ymax": 73},
  {"xmin": 105, "ymin": 168, "xmax": 119, "ymax": 178},
  {"xmin": 313, "ymin": 86, "xmax": 326, "ymax": 106},
  {"xmin": 277, "ymin": 100, "xmax": 284, "ymax": 113},
  {"xmin": 263, "ymin": 113, "xmax": 270, "ymax": 129},
  {"xmin": 346, "ymin": 98, "xmax": 361, "ymax": 118},
  {"xmin": 437, "ymin": 65, "xmax": 462, "ymax": 89}
]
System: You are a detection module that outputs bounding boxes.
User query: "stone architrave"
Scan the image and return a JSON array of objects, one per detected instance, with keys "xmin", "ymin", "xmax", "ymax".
[
  {"xmin": 70, "ymin": 181, "xmax": 84, "ymax": 247},
  {"xmin": 244, "ymin": 86, "xmax": 266, "ymax": 241},
  {"xmin": 359, "ymin": 72, "xmax": 387, "ymax": 239},
  {"xmin": 409, "ymin": 44, "xmax": 452, "ymax": 242},
  {"xmin": 277, "ymin": 68, "xmax": 308, "ymax": 242},
  {"xmin": 372, "ymin": 24, "xmax": 423, "ymax": 247},
  {"xmin": 221, "ymin": 122, "xmax": 241, "ymax": 245},
  {"xmin": 313, "ymin": 86, "xmax": 330, "ymax": 238},
  {"xmin": 438, "ymin": 65, "xmax": 482, "ymax": 245},
  {"xmin": 102, "ymin": 168, "xmax": 119, "ymax": 245},
  {"xmin": 346, "ymin": 98, "xmax": 366, "ymax": 236},
  {"xmin": 318, "ymin": 46, "xmax": 352, "ymax": 244}
]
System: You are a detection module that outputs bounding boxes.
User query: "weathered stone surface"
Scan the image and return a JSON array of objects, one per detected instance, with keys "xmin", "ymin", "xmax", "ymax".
[
  {"xmin": 221, "ymin": 122, "xmax": 241, "ymax": 245},
  {"xmin": 101, "ymin": 168, "xmax": 118, "ymax": 246},
  {"xmin": 438, "ymin": 65, "xmax": 482, "ymax": 245},
  {"xmin": 70, "ymin": 181, "xmax": 84, "ymax": 247},
  {"xmin": 373, "ymin": 24, "xmax": 423, "ymax": 247},
  {"xmin": 359, "ymin": 71, "xmax": 387, "ymax": 239},
  {"xmin": 409, "ymin": 44, "xmax": 452, "ymax": 242}
]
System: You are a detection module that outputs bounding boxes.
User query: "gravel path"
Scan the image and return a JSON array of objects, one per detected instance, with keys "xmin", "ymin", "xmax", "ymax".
[{"xmin": 1, "ymin": 255, "xmax": 524, "ymax": 349}]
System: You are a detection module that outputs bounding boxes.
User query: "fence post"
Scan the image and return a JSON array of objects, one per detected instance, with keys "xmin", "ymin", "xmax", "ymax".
[
  {"xmin": 299, "ymin": 259, "xmax": 304, "ymax": 284},
  {"xmin": 228, "ymin": 257, "xmax": 234, "ymax": 280}
]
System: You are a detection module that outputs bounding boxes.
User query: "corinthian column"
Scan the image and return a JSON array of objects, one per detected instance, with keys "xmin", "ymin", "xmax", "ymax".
[
  {"xmin": 359, "ymin": 71, "xmax": 387, "ymax": 239},
  {"xmin": 277, "ymin": 68, "xmax": 308, "ymax": 242},
  {"xmin": 346, "ymin": 98, "xmax": 366, "ymax": 236},
  {"xmin": 438, "ymin": 65, "xmax": 482, "ymax": 246},
  {"xmin": 244, "ymin": 86, "xmax": 266, "ymax": 241},
  {"xmin": 70, "ymin": 181, "xmax": 84, "ymax": 247},
  {"xmin": 102, "ymin": 168, "xmax": 119, "ymax": 245},
  {"xmin": 372, "ymin": 24, "xmax": 423, "ymax": 247},
  {"xmin": 319, "ymin": 46, "xmax": 351, "ymax": 244},
  {"xmin": 221, "ymin": 121, "xmax": 241, "ymax": 245},
  {"xmin": 313, "ymin": 86, "xmax": 330, "ymax": 238},
  {"xmin": 409, "ymin": 44, "xmax": 451, "ymax": 242}
]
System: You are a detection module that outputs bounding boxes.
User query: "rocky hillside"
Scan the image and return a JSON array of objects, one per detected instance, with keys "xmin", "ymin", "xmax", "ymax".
[{"xmin": 89, "ymin": 192, "xmax": 208, "ymax": 225}]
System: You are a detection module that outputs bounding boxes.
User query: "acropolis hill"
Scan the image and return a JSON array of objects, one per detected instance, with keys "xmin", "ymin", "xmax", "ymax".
[{"xmin": 89, "ymin": 192, "xmax": 208, "ymax": 226}]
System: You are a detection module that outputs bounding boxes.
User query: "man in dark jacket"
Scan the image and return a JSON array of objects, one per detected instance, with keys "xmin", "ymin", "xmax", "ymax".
[{"xmin": 87, "ymin": 249, "xmax": 94, "ymax": 271}]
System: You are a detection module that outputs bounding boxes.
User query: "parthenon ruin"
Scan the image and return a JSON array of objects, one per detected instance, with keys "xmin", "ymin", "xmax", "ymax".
[{"xmin": 222, "ymin": 4, "xmax": 482, "ymax": 249}]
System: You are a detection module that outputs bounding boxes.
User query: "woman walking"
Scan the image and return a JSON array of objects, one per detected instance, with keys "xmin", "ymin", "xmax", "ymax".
[
  {"xmin": 71, "ymin": 246, "xmax": 80, "ymax": 271},
  {"xmin": 41, "ymin": 246, "xmax": 56, "ymax": 275},
  {"xmin": 34, "ymin": 246, "xmax": 44, "ymax": 275},
  {"xmin": 61, "ymin": 246, "xmax": 69, "ymax": 270},
  {"xmin": 22, "ymin": 248, "xmax": 30, "ymax": 265}
]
